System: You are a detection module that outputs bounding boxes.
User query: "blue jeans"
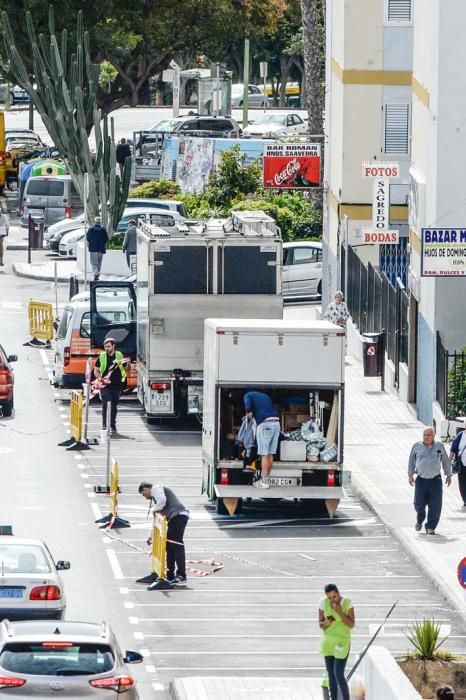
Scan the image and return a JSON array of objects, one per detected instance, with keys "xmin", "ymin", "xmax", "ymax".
[
  {"xmin": 414, "ymin": 475, "xmax": 443, "ymax": 531},
  {"xmin": 324, "ymin": 655, "xmax": 349, "ymax": 700}
]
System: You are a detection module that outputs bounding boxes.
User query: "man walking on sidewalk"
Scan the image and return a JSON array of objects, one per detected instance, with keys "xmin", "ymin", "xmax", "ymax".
[
  {"xmin": 408, "ymin": 427, "xmax": 452, "ymax": 535},
  {"xmin": 86, "ymin": 216, "xmax": 108, "ymax": 281},
  {"xmin": 94, "ymin": 338, "xmax": 126, "ymax": 434},
  {"xmin": 449, "ymin": 426, "xmax": 466, "ymax": 507},
  {"xmin": 138, "ymin": 482, "xmax": 189, "ymax": 589}
]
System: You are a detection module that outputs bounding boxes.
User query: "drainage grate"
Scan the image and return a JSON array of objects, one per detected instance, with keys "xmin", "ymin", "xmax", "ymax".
[{"xmin": 369, "ymin": 623, "xmax": 451, "ymax": 638}]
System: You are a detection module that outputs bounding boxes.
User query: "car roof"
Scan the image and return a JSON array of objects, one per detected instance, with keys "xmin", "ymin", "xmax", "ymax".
[
  {"xmin": 0, "ymin": 536, "xmax": 46, "ymax": 547},
  {"xmin": 1, "ymin": 620, "xmax": 111, "ymax": 643},
  {"xmin": 284, "ymin": 240, "xmax": 322, "ymax": 248}
]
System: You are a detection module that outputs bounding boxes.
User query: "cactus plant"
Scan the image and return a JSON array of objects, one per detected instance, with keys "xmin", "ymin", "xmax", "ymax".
[{"xmin": 2, "ymin": 6, "xmax": 130, "ymax": 233}]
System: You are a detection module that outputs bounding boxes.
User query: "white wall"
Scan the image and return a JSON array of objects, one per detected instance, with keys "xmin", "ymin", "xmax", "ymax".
[{"xmin": 362, "ymin": 646, "xmax": 421, "ymax": 700}]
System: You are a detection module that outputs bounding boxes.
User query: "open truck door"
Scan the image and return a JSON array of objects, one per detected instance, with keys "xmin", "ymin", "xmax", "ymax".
[{"xmin": 90, "ymin": 281, "xmax": 137, "ymax": 359}]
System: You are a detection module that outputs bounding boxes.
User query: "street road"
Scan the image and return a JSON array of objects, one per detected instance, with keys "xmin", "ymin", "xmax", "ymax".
[
  {"xmin": 1, "ymin": 245, "xmax": 465, "ymax": 698},
  {"xmin": 4, "ymin": 105, "xmax": 308, "ymax": 149}
]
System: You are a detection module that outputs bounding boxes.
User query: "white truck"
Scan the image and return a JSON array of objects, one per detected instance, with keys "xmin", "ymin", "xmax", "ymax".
[
  {"xmin": 202, "ymin": 319, "xmax": 349, "ymax": 516},
  {"xmin": 89, "ymin": 212, "xmax": 283, "ymax": 420}
]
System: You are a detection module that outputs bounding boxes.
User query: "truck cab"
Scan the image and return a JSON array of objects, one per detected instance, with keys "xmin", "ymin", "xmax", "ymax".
[{"xmin": 202, "ymin": 319, "xmax": 349, "ymax": 516}]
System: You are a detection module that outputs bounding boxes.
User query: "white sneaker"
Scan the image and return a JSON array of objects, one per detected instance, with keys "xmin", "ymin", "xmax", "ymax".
[{"xmin": 253, "ymin": 478, "xmax": 270, "ymax": 489}]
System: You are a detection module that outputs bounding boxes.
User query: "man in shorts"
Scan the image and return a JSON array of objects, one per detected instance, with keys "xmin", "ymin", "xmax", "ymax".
[{"xmin": 243, "ymin": 391, "xmax": 280, "ymax": 489}]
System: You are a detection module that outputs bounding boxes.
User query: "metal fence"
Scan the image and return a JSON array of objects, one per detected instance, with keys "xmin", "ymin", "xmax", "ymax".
[
  {"xmin": 436, "ymin": 332, "xmax": 466, "ymax": 419},
  {"xmin": 344, "ymin": 246, "xmax": 409, "ymax": 372}
]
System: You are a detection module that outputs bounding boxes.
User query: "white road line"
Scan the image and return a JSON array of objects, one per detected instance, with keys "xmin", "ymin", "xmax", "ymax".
[
  {"xmin": 39, "ymin": 349, "xmax": 50, "ymax": 366},
  {"xmin": 133, "ymin": 632, "xmax": 144, "ymax": 641},
  {"xmin": 120, "ymin": 587, "xmax": 129, "ymax": 595},
  {"xmin": 157, "ymin": 666, "xmax": 325, "ymax": 671},
  {"xmin": 106, "ymin": 550, "xmax": 124, "ymax": 580},
  {"xmin": 145, "ymin": 664, "xmax": 156, "ymax": 672},
  {"xmin": 136, "ymin": 617, "xmax": 446, "ymax": 623},
  {"xmin": 129, "ymin": 617, "xmax": 139, "ymax": 625},
  {"xmin": 116, "ymin": 575, "xmax": 422, "ymax": 580},
  {"xmin": 112, "ymin": 549, "xmax": 399, "ymax": 554},
  {"xmin": 130, "ymin": 602, "xmax": 448, "ymax": 608},
  {"xmin": 122, "ymin": 588, "xmax": 429, "ymax": 594},
  {"xmin": 298, "ymin": 554, "xmax": 316, "ymax": 561},
  {"xmin": 143, "ymin": 649, "xmax": 408, "ymax": 656}
]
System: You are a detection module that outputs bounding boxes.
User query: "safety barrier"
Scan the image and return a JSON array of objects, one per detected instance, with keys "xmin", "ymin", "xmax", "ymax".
[
  {"xmin": 151, "ymin": 513, "xmax": 168, "ymax": 579},
  {"xmin": 95, "ymin": 459, "xmax": 130, "ymax": 529},
  {"xmin": 58, "ymin": 389, "xmax": 91, "ymax": 451},
  {"xmin": 27, "ymin": 300, "xmax": 54, "ymax": 345}
]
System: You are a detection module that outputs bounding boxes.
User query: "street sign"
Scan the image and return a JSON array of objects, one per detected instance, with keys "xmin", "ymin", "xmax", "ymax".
[
  {"xmin": 263, "ymin": 143, "xmax": 321, "ymax": 189},
  {"xmin": 458, "ymin": 557, "xmax": 466, "ymax": 589},
  {"xmin": 362, "ymin": 161, "xmax": 400, "ymax": 178},
  {"xmin": 162, "ymin": 69, "xmax": 174, "ymax": 83},
  {"xmin": 260, "ymin": 62, "xmax": 268, "ymax": 79},
  {"xmin": 421, "ymin": 228, "xmax": 466, "ymax": 277},
  {"xmin": 372, "ymin": 178, "xmax": 390, "ymax": 231},
  {"xmin": 350, "ymin": 229, "xmax": 399, "ymax": 245}
]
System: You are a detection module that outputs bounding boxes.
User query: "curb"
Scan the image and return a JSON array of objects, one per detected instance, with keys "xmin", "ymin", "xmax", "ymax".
[
  {"xmin": 6, "ymin": 242, "xmax": 28, "ymax": 250},
  {"xmin": 350, "ymin": 474, "xmax": 466, "ymax": 621},
  {"xmin": 12, "ymin": 263, "xmax": 78, "ymax": 282}
]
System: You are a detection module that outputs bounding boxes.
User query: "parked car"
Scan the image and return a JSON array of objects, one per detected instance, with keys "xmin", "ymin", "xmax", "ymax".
[
  {"xmin": 149, "ymin": 114, "xmax": 242, "ymax": 138},
  {"xmin": 0, "ymin": 620, "xmax": 143, "ymax": 697},
  {"xmin": 58, "ymin": 207, "xmax": 191, "ymax": 257},
  {"xmin": 10, "ymin": 85, "xmax": 29, "ymax": 104},
  {"xmin": 47, "ymin": 198, "xmax": 188, "ymax": 250},
  {"xmin": 21, "ymin": 175, "xmax": 81, "ymax": 228},
  {"xmin": 0, "ymin": 536, "xmax": 70, "ymax": 620},
  {"xmin": 0, "ymin": 344, "xmax": 16, "ymax": 417},
  {"xmin": 282, "ymin": 241, "xmax": 323, "ymax": 299},
  {"xmin": 230, "ymin": 83, "xmax": 267, "ymax": 108},
  {"xmin": 243, "ymin": 113, "xmax": 308, "ymax": 139}
]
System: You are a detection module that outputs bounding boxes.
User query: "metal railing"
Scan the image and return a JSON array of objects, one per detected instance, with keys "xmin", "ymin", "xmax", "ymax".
[{"xmin": 436, "ymin": 332, "xmax": 466, "ymax": 419}]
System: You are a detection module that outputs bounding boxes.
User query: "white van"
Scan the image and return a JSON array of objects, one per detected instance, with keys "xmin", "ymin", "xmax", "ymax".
[{"xmin": 21, "ymin": 175, "xmax": 82, "ymax": 228}]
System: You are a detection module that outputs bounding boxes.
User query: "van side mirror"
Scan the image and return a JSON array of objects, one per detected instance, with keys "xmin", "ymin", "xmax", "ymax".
[
  {"xmin": 124, "ymin": 650, "xmax": 143, "ymax": 664},
  {"xmin": 56, "ymin": 560, "xmax": 71, "ymax": 570},
  {"xmin": 7, "ymin": 355, "xmax": 18, "ymax": 363}
]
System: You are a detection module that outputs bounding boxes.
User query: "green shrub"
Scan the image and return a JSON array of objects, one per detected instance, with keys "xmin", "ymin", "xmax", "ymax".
[
  {"xmin": 129, "ymin": 179, "xmax": 181, "ymax": 199},
  {"xmin": 405, "ymin": 619, "xmax": 450, "ymax": 660},
  {"xmin": 107, "ymin": 233, "xmax": 124, "ymax": 250}
]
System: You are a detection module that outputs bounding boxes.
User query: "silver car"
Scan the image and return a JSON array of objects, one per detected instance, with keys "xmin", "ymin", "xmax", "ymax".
[
  {"xmin": 230, "ymin": 83, "xmax": 267, "ymax": 108},
  {"xmin": 283, "ymin": 241, "xmax": 323, "ymax": 299},
  {"xmin": 0, "ymin": 620, "xmax": 143, "ymax": 697}
]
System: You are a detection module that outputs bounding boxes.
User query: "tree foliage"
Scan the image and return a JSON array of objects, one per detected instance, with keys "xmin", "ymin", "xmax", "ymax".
[{"xmin": 0, "ymin": 0, "xmax": 286, "ymax": 116}]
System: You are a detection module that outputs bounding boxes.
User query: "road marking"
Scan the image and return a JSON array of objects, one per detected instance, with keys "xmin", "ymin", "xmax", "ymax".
[
  {"xmin": 135, "ymin": 616, "xmax": 445, "ymax": 623},
  {"xmin": 130, "ymin": 602, "xmax": 450, "ymax": 609},
  {"xmin": 112, "ymin": 549, "xmax": 399, "ymax": 554},
  {"xmin": 129, "ymin": 617, "xmax": 139, "ymax": 625},
  {"xmin": 1, "ymin": 301, "xmax": 23, "ymax": 309},
  {"xmin": 298, "ymin": 554, "xmax": 316, "ymax": 561},
  {"xmin": 120, "ymin": 587, "xmax": 129, "ymax": 595},
  {"xmin": 133, "ymin": 632, "xmax": 144, "ymax": 641},
  {"xmin": 106, "ymin": 550, "xmax": 123, "ymax": 579},
  {"xmin": 39, "ymin": 349, "xmax": 49, "ymax": 366},
  {"xmin": 122, "ymin": 588, "xmax": 429, "ymax": 594}
]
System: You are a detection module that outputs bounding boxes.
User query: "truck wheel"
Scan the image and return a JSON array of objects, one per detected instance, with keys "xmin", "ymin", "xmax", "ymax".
[
  {"xmin": 1, "ymin": 399, "xmax": 13, "ymax": 417},
  {"xmin": 216, "ymin": 497, "xmax": 242, "ymax": 516},
  {"xmin": 146, "ymin": 415, "xmax": 160, "ymax": 426},
  {"xmin": 300, "ymin": 499, "xmax": 328, "ymax": 517}
]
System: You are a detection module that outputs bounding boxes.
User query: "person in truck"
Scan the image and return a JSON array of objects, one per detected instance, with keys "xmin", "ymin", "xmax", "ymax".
[{"xmin": 243, "ymin": 390, "xmax": 280, "ymax": 489}]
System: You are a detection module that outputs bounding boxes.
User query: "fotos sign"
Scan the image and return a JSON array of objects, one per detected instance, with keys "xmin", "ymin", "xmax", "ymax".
[
  {"xmin": 421, "ymin": 228, "xmax": 466, "ymax": 276},
  {"xmin": 362, "ymin": 161, "xmax": 400, "ymax": 178},
  {"xmin": 263, "ymin": 143, "xmax": 321, "ymax": 189}
]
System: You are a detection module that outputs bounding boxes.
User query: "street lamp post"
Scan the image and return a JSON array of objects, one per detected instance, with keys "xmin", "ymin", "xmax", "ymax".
[{"xmin": 242, "ymin": 38, "xmax": 250, "ymax": 129}]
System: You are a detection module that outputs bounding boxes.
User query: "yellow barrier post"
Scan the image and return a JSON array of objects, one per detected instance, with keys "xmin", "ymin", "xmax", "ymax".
[
  {"xmin": 27, "ymin": 300, "xmax": 54, "ymax": 347},
  {"xmin": 95, "ymin": 459, "xmax": 130, "ymax": 529},
  {"xmin": 146, "ymin": 514, "xmax": 173, "ymax": 589},
  {"xmin": 58, "ymin": 390, "xmax": 91, "ymax": 451}
]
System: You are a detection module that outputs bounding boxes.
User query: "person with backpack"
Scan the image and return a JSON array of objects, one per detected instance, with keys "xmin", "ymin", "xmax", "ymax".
[
  {"xmin": 319, "ymin": 583, "xmax": 355, "ymax": 700},
  {"xmin": 94, "ymin": 337, "xmax": 126, "ymax": 434},
  {"xmin": 449, "ymin": 426, "xmax": 466, "ymax": 507}
]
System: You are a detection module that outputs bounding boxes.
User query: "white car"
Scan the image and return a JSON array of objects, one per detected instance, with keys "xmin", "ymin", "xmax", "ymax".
[
  {"xmin": 230, "ymin": 83, "xmax": 267, "ymax": 108},
  {"xmin": 0, "ymin": 536, "xmax": 70, "ymax": 620},
  {"xmin": 243, "ymin": 113, "xmax": 308, "ymax": 139},
  {"xmin": 45, "ymin": 213, "xmax": 84, "ymax": 243},
  {"xmin": 58, "ymin": 207, "xmax": 192, "ymax": 257},
  {"xmin": 282, "ymin": 241, "xmax": 323, "ymax": 299}
]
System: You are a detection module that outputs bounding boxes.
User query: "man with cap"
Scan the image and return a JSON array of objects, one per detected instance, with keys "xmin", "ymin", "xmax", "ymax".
[
  {"xmin": 86, "ymin": 216, "xmax": 108, "ymax": 281},
  {"xmin": 136, "ymin": 482, "xmax": 189, "ymax": 589},
  {"xmin": 94, "ymin": 337, "xmax": 126, "ymax": 434}
]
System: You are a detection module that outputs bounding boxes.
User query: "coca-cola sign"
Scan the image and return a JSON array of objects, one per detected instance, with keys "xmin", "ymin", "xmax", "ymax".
[{"xmin": 263, "ymin": 143, "xmax": 321, "ymax": 190}]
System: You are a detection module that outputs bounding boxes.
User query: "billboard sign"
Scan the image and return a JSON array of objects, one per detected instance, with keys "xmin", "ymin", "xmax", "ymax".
[
  {"xmin": 350, "ymin": 229, "xmax": 399, "ymax": 246},
  {"xmin": 362, "ymin": 161, "xmax": 400, "ymax": 178},
  {"xmin": 263, "ymin": 143, "xmax": 321, "ymax": 189},
  {"xmin": 421, "ymin": 228, "xmax": 466, "ymax": 276}
]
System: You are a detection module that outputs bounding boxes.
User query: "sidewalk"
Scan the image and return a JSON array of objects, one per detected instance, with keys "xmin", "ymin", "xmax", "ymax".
[
  {"xmin": 13, "ymin": 259, "xmax": 81, "ymax": 281},
  {"xmin": 170, "ymin": 677, "xmax": 323, "ymax": 699},
  {"xmin": 344, "ymin": 356, "xmax": 466, "ymax": 617}
]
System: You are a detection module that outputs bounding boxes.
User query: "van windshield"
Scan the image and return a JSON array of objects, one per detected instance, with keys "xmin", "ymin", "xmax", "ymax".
[{"xmin": 27, "ymin": 180, "xmax": 65, "ymax": 196}]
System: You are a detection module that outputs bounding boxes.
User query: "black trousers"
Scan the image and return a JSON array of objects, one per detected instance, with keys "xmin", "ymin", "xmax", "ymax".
[
  {"xmin": 167, "ymin": 514, "xmax": 189, "ymax": 578},
  {"xmin": 101, "ymin": 387, "xmax": 121, "ymax": 430},
  {"xmin": 458, "ymin": 467, "xmax": 466, "ymax": 505},
  {"xmin": 414, "ymin": 475, "xmax": 442, "ymax": 531}
]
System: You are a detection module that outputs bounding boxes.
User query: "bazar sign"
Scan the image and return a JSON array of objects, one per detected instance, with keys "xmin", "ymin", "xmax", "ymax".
[
  {"xmin": 362, "ymin": 161, "xmax": 400, "ymax": 178},
  {"xmin": 263, "ymin": 143, "xmax": 321, "ymax": 189},
  {"xmin": 421, "ymin": 228, "xmax": 466, "ymax": 276}
]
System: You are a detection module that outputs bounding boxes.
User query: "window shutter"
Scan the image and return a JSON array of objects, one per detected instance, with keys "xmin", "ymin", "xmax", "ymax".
[
  {"xmin": 384, "ymin": 103, "xmax": 410, "ymax": 155},
  {"xmin": 387, "ymin": 0, "xmax": 412, "ymax": 22}
]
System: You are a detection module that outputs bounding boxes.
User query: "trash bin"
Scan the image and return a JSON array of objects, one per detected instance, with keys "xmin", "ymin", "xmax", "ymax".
[
  {"xmin": 362, "ymin": 331, "xmax": 385, "ymax": 377},
  {"xmin": 28, "ymin": 214, "xmax": 45, "ymax": 250}
]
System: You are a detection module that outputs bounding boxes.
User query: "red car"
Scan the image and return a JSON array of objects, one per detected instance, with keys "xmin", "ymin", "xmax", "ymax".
[{"xmin": 0, "ymin": 344, "xmax": 17, "ymax": 416}]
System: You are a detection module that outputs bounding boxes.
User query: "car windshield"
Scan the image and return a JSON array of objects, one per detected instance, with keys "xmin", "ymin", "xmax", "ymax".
[
  {"xmin": 0, "ymin": 544, "xmax": 51, "ymax": 574},
  {"xmin": 0, "ymin": 643, "xmax": 115, "ymax": 676},
  {"xmin": 252, "ymin": 115, "xmax": 286, "ymax": 126},
  {"xmin": 150, "ymin": 119, "xmax": 179, "ymax": 133}
]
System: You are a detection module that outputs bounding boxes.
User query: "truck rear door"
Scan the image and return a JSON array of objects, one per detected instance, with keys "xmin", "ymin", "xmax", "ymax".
[{"xmin": 89, "ymin": 281, "xmax": 137, "ymax": 359}]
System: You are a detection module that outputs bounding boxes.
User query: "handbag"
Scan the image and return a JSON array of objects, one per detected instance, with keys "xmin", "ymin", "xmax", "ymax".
[{"xmin": 452, "ymin": 443, "xmax": 466, "ymax": 474}]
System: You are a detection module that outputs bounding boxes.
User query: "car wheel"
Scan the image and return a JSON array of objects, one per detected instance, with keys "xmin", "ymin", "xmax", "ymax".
[
  {"xmin": 317, "ymin": 280, "xmax": 322, "ymax": 296},
  {"xmin": 1, "ymin": 399, "xmax": 13, "ymax": 417},
  {"xmin": 239, "ymin": 101, "xmax": 243, "ymax": 107}
]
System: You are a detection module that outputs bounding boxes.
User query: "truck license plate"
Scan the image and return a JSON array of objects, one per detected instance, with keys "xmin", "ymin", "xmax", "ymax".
[
  {"xmin": 268, "ymin": 477, "xmax": 298, "ymax": 487},
  {"xmin": 29, "ymin": 208, "xmax": 44, "ymax": 216},
  {"xmin": 151, "ymin": 392, "xmax": 170, "ymax": 408},
  {"xmin": 0, "ymin": 589, "xmax": 23, "ymax": 598}
]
